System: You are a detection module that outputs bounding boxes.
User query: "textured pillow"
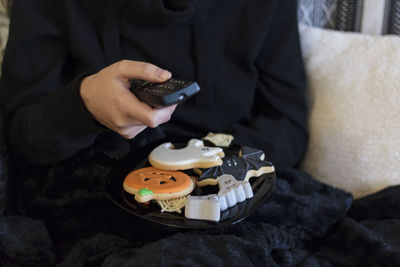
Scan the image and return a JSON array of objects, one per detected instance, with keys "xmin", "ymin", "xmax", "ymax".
[{"xmin": 299, "ymin": 25, "xmax": 400, "ymax": 198}]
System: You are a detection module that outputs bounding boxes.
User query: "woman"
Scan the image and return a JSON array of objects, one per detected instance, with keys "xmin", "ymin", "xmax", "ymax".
[
  {"xmin": 0, "ymin": 0, "xmax": 308, "ymax": 264},
  {"xmin": 1, "ymin": 0, "xmax": 307, "ymax": 167}
]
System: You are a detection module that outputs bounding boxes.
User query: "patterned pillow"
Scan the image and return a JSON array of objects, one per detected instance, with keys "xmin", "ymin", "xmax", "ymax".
[
  {"xmin": 298, "ymin": 0, "xmax": 400, "ymax": 35},
  {"xmin": 298, "ymin": 0, "xmax": 339, "ymax": 29}
]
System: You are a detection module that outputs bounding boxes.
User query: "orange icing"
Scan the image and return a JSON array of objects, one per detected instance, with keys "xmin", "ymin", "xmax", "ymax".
[{"xmin": 124, "ymin": 167, "xmax": 192, "ymax": 194}]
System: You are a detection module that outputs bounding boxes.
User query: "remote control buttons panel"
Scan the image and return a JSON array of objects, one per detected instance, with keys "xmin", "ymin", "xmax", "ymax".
[
  {"xmin": 130, "ymin": 79, "xmax": 152, "ymax": 89},
  {"xmin": 130, "ymin": 78, "xmax": 200, "ymax": 107},
  {"xmin": 131, "ymin": 79, "xmax": 191, "ymax": 95}
]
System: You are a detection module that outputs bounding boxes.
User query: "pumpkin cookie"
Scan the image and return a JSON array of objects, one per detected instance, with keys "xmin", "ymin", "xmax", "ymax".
[{"xmin": 123, "ymin": 167, "xmax": 195, "ymax": 203}]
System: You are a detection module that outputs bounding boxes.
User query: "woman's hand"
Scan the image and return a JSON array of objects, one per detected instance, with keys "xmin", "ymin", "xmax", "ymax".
[{"xmin": 80, "ymin": 60, "xmax": 177, "ymax": 139}]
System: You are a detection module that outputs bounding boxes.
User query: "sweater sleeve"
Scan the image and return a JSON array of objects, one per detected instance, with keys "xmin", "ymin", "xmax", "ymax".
[
  {"xmin": 231, "ymin": 0, "xmax": 309, "ymax": 168},
  {"xmin": 0, "ymin": 0, "xmax": 105, "ymax": 165}
]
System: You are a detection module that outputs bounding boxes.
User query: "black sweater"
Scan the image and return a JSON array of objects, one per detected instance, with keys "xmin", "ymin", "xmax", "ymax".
[{"xmin": 0, "ymin": 0, "xmax": 308, "ymax": 167}]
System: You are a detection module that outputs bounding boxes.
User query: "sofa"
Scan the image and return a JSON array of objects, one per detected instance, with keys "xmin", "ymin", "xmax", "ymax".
[{"xmin": 1, "ymin": 1, "xmax": 400, "ymax": 266}]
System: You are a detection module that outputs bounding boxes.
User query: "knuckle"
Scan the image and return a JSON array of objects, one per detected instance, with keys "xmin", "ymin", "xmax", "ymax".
[
  {"xmin": 145, "ymin": 110, "xmax": 173, "ymax": 128},
  {"xmin": 121, "ymin": 134, "xmax": 133, "ymax": 140},
  {"xmin": 113, "ymin": 95, "xmax": 124, "ymax": 107},
  {"xmin": 120, "ymin": 59, "xmax": 129, "ymax": 67},
  {"xmin": 160, "ymin": 110, "xmax": 172, "ymax": 123},
  {"xmin": 113, "ymin": 118, "xmax": 126, "ymax": 129},
  {"xmin": 142, "ymin": 63, "xmax": 157, "ymax": 76},
  {"xmin": 144, "ymin": 114, "xmax": 159, "ymax": 128},
  {"xmin": 125, "ymin": 134, "xmax": 136, "ymax": 140},
  {"xmin": 117, "ymin": 60, "xmax": 129, "ymax": 72},
  {"xmin": 165, "ymin": 113, "xmax": 172, "ymax": 122},
  {"xmin": 118, "ymin": 129, "xmax": 131, "ymax": 139},
  {"xmin": 147, "ymin": 121, "xmax": 158, "ymax": 129}
]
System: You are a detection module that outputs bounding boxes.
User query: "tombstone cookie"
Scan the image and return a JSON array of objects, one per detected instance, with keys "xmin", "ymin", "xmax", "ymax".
[
  {"xmin": 194, "ymin": 146, "xmax": 275, "ymax": 187},
  {"xmin": 148, "ymin": 139, "xmax": 225, "ymax": 170},
  {"xmin": 123, "ymin": 167, "xmax": 195, "ymax": 203}
]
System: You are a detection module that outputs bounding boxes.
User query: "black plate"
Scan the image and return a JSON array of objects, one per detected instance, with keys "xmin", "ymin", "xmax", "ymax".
[{"xmin": 106, "ymin": 141, "xmax": 276, "ymax": 229}]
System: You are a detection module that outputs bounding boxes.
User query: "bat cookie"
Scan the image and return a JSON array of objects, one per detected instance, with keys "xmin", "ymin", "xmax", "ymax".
[
  {"xmin": 194, "ymin": 146, "xmax": 275, "ymax": 187},
  {"xmin": 148, "ymin": 139, "xmax": 225, "ymax": 170},
  {"xmin": 123, "ymin": 167, "xmax": 195, "ymax": 203}
]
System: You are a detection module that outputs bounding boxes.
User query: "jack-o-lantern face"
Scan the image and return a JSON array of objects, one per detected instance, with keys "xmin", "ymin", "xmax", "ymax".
[{"xmin": 124, "ymin": 167, "xmax": 192, "ymax": 194}]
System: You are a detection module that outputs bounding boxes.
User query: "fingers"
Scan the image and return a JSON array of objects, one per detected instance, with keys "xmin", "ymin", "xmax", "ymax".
[
  {"xmin": 118, "ymin": 105, "xmax": 176, "ymax": 140},
  {"xmin": 80, "ymin": 60, "xmax": 177, "ymax": 140},
  {"xmin": 122, "ymin": 94, "xmax": 176, "ymax": 128},
  {"xmin": 114, "ymin": 60, "xmax": 172, "ymax": 82},
  {"xmin": 120, "ymin": 125, "xmax": 147, "ymax": 139},
  {"xmin": 141, "ymin": 104, "xmax": 177, "ymax": 128}
]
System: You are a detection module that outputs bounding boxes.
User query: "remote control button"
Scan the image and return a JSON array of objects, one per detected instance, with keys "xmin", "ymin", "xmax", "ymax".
[{"xmin": 178, "ymin": 93, "xmax": 186, "ymax": 102}]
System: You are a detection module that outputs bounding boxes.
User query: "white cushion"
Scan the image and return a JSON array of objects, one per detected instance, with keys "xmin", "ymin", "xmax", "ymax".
[{"xmin": 299, "ymin": 25, "xmax": 400, "ymax": 198}]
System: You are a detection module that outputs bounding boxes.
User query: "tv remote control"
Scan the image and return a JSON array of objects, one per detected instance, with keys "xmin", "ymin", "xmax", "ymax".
[{"xmin": 130, "ymin": 78, "xmax": 200, "ymax": 108}]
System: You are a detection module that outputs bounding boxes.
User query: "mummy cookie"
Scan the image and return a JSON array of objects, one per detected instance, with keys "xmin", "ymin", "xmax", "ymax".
[
  {"xmin": 148, "ymin": 139, "xmax": 225, "ymax": 170},
  {"xmin": 184, "ymin": 174, "xmax": 254, "ymax": 221},
  {"xmin": 185, "ymin": 195, "xmax": 221, "ymax": 222},
  {"xmin": 217, "ymin": 174, "xmax": 253, "ymax": 211},
  {"xmin": 194, "ymin": 146, "xmax": 275, "ymax": 186},
  {"xmin": 123, "ymin": 167, "xmax": 195, "ymax": 203}
]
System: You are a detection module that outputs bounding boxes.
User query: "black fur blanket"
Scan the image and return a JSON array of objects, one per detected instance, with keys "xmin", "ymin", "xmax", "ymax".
[{"xmin": 0, "ymin": 132, "xmax": 400, "ymax": 266}]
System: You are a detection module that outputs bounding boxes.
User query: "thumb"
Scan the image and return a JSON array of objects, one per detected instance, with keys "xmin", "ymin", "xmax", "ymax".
[{"xmin": 113, "ymin": 60, "xmax": 171, "ymax": 82}]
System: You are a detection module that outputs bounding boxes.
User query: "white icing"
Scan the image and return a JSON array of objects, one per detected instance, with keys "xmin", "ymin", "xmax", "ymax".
[
  {"xmin": 149, "ymin": 139, "xmax": 224, "ymax": 168},
  {"xmin": 184, "ymin": 195, "xmax": 221, "ymax": 222},
  {"xmin": 242, "ymin": 182, "xmax": 254, "ymax": 199}
]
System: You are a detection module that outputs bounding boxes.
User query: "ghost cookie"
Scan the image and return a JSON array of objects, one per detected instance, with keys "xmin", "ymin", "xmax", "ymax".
[
  {"xmin": 194, "ymin": 146, "xmax": 275, "ymax": 186},
  {"xmin": 123, "ymin": 167, "xmax": 195, "ymax": 203},
  {"xmin": 148, "ymin": 139, "xmax": 225, "ymax": 170}
]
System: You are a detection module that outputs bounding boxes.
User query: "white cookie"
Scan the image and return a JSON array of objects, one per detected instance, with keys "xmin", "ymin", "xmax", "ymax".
[
  {"xmin": 149, "ymin": 139, "xmax": 225, "ymax": 170},
  {"xmin": 185, "ymin": 195, "xmax": 221, "ymax": 222},
  {"xmin": 202, "ymin": 132, "xmax": 234, "ymax": 147}
]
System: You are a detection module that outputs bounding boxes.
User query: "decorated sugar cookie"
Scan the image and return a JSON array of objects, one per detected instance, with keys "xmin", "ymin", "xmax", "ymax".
[
  {"xmin": 184, "ymin": 174, "xmax": 254, "ymax": 221},
  {"xmin": 123, "ymin": 167, "xmax": 195, "ymax": 203},
  {"xmin": 202, "ymin": 132, "xmax": 234, "ymax": 147},
  {"xmin": 148, "ymin": 139, "xmax": 225, "ymax": 170},
  {"xmin": 185, "ymin": 195, "xmax": 221, "ymax": 222},
  {"xmin": 217, "ymin": 174, "xmax": 253, "ymax": 211},
  {"xmin": 194, "ymin": 146, "xmax": 275, "ymax": 187}
]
